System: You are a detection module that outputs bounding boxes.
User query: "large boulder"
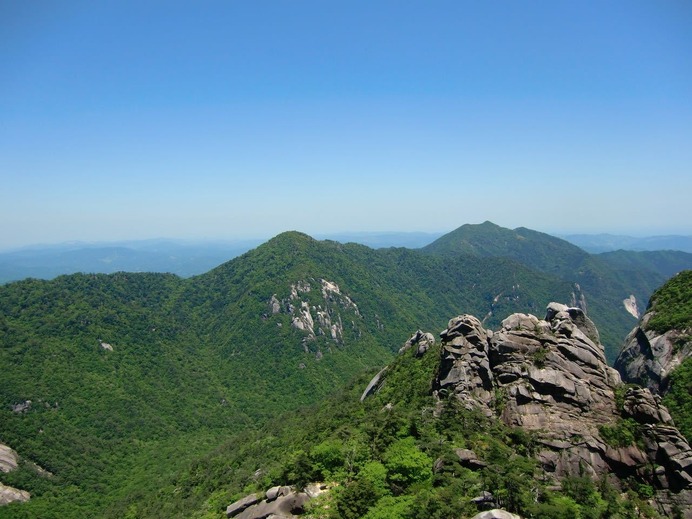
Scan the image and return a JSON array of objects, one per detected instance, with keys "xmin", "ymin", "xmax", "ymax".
[
  {"xmin": 472, "ymin": 510, "xmax": 522, "ymax": 519},
  {"xmin": 227, "ymin": 486, "xmax": 312, "ymax": 519}
]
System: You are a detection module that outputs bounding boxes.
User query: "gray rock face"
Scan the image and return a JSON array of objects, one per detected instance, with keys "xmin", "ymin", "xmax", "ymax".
[
  {"xmin": 472, "ymin": 510, "xmax": 522, "ymax": 519},
  {"xmin": 0, "ymin": 483, "xmax": 30, "ymax": 506},
  {"xmin": 436, "ymin": 315, "xmax": 494, "ymax": 416},
  {"xmin": 615, "ymin": 310, "xmax": 691, "ymax": 395},
  {"xmin": 360, "ymin": 367, "xmax": 387, "ymax": 402},
  {"xmin": 0, "ymin": 442, "xmax": 31, "ymax": 507},
  {"xmin": 11, "ymin": 401, "xmax": 31, "ymax": 413},
  {"xmin": 399, "ymin": 329, "xmax": 435, "ymax": 357},
  {"xmin": 436, "ymin": 303, "xmax": 692, "ymax": 516},
  {"xmin": 226, "ymin": 494, "xmax": 261, "ymax": 517},
  {"xmin": 227, "ymin": 486, "xmax": 311, "ymax": 519},
  {"xmin": 0, "ymin": 443, "xmax": 19, "ymax": 473}
]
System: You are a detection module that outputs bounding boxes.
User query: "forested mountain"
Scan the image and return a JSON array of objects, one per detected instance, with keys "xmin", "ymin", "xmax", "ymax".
[
  {"xmin": 597, "ymin": 250, "xmax": 692, "ymax": 281},
  {"xmin": 422, "ymin": 222, "xmax": 692, "ymax": 361},
  {"xmin": 1, "ymin": 227, "xmax": 690, "ymax": 517},
  {"xmin": 0, "ymin": 234, "xmax": 441, "ymax": 285},
  {"xmin": 0, "ymin": 231, "xmax": 575, "ymax": 517},
  {"xmin": 97, "ymin": 301, "xmax": 691, "ymax": 519}
]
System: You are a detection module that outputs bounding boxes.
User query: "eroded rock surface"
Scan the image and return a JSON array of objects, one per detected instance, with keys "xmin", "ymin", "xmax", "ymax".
[
  {"xmin": 0, "ymin": 483, "xmax": 30, "ymax": 506},
  {"xmin": 226, "ymin": 484, "xmax": 326, "ymax": 519},
  {"xmin": 0, "ymin": 443, "xmax": 30, "ymax": 506},
  {"xmin": 436, "ymin": 303, "xmax": 692, "ymax": 517},
  {"xmin": 615, "ymin": 310, "xmax": 691, "ymax": 395},
  {"xmin": 0, "ymin": 443, "xmax": 19, "ymax": 473}
]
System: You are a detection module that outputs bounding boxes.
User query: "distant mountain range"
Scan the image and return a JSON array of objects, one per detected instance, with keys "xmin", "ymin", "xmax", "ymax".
[
  {"xmin": 1, "ymin": 229, "xmax": 690, "ymax": 285},
  {"xmin": 560, "ymin": 233, "xmax": 692, "ymax": 254}
]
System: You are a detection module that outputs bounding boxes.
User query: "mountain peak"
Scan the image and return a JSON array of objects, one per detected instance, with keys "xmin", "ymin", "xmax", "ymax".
[{"xmin": 267, "ymin": 231, "xmax": 316, "ymax": 244}]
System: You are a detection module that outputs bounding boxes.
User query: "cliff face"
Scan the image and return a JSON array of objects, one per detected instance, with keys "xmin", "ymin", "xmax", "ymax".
[
  {"xmin": 435, "ymin": 303, "xmax": 692, "ymax": 517},
  {"xmin": 615, "ymin": 310, "xmax": 691, "ymax": 395}
]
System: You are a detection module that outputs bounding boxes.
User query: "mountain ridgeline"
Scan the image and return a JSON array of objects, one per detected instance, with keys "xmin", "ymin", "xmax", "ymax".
[
  {"xmin": 1, "ymin": 223, "xmax": 691, "ymax": 517},
  {"xmin": 422, "ymin": 221, "xmax": 692, "ymax": 362}
]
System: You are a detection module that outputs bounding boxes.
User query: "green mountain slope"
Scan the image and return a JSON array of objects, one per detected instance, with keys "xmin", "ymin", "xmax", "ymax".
[
  {"xmin": 134, "ymin": 307, "xmax": 683, "ymax": 519},
  {"xmin": 422, "ymin": 222, "xmax": 692, "ymax": 362},
  {"xmin": 598, "ymin": 250, "xmax": 692, "ymax": 292},
  {"xmin": 0, "ymin": 231, "xmax": 576, "ymax": 517},
  {"xmin": 422, "ymin": 221, "xmax": 590, "ymax": 279}
]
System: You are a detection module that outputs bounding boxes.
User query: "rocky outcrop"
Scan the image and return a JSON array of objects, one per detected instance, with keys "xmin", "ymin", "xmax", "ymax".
[
  {"xmin": 624, "ymin": 294, "xmax": 640, "ymax": 319},
  {"xmin": 0, "ymin": 442, "xmax": 30, "ymax": 506},
  {"xmin": 435, "ymin": 303, "xmax": 692, "ymax": 517},
  {"xmin": 0, "ymin": 483, "xmax": 30, "ymax": 506},
  {"xmin": 266, "ymin": 279, "xmax": 363, "ymax": 359},
  {"xmin": 0, "ymin": 443, "xmax": 19, "ymax": 473},
  {"xmin": 398, "ymin": 329, "xmax": 435, "ymax": 357},
  {"xmin": 472, "ymin": 510, "xmax": 522, "ymax": 519},
  {"xmin": 615, "ymin": 310, "xmax": 691, "ymax": 395},
  {"xmin": 226, "ymin": 484, "xmax": 328, "ymax": 519}
]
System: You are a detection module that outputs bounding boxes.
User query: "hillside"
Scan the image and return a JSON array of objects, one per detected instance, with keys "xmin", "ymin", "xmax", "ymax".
[
  {"xmin": 125, "ymin": 303, "xmax": 692, "ymax": 519},
  {"xmin": 0, "ymin": 231, "xmax": 576, "ymax": 517},
  {"xmin": 422, "ymin": 222, "xmax": 692, "ymax": 362},
  {"xmin": 597, "ymin": 250, "xmax": 692, "ymax": 282}
]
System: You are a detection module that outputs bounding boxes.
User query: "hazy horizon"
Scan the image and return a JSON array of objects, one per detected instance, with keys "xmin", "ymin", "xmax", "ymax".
[
  {"xmin": 3, "ymin": 224, "xmax": 692, "ymax": 255},
  {"xmin": 3, "ymin": 2, "xmax": 691, "ymax": 250}
]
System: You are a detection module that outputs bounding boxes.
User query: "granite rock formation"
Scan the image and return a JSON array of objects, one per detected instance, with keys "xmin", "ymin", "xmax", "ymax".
[
  {"xmin": 435, "ymin": 304, "xmax": 692, "ymax": 517},
  {"xmin": 226, "ymin": 484, "xmax": 328, "ymax": 519},
  {"xmin": 615, "ymin": 308, "xmax": 691, "ymax": 395}
]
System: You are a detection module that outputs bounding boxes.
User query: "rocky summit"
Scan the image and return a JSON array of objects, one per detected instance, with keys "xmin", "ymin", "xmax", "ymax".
[{"xmin": 433, "ymin": 303, "xmax": 691, "ymax": 517}]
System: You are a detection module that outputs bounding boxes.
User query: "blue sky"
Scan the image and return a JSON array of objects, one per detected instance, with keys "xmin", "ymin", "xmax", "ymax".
[{"xmin": 1, "ymin": 1, "xmax": 691, "ymax": 249}]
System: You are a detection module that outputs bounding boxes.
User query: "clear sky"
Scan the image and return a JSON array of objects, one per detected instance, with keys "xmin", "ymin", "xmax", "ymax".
[{"xmin": 2, "ymin": 1, "xmax": 691, "ymax": 250}]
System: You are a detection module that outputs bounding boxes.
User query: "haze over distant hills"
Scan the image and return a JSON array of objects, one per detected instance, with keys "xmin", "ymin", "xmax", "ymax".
[
  {"xmin": 1, "ymin": 227, "xmax": 691, "ymax": 285},
  {"xmin": 561, "ymin": 233, "xmax": 692, "ymax": 254}
]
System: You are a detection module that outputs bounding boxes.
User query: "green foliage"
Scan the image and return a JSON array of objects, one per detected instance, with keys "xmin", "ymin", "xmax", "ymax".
[
  {"xmin": 646, "ymin": 270, "xmax": 692, "ymax": 334},
  {"xmin": 336, "ymin": 478, "xmax": 380, "ymax": 519},
  {"xmin": 663, "ymin": 357, "xmax": 692, "ymax": 443},
  {"xmin": 532, "ymin": 346, "xmax": 548, "ymax": 368},
  {"xmin": 362, "ymin": 494, "xmax": 415, "ymax": 519},
  {"xmin": 598, "ymin": 418, "xmax": 640, "ymax": 448},
  {"xmin": 382, "ymin": 438, "xmax": 432, "ymax": 490}
]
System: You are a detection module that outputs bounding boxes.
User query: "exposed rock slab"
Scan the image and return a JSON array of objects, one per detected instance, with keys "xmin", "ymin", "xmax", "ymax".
[
  {"xmin": 0, "ymin": 483, "xmax": 30, "ymax": 506},
  {"xmin": 0, "ymin": 443, "xmax": 19, "ymax": 473},
  {"xmin": 472, "ymin": 510, "xmax": 522, "ymax": 519},
  {"xmin": 615, "ymin": 310, "xmax": 691, "ymax": 395},
  {"xmin": 228, "ymin": 486, "xmax": 310, "ymax": 519}
]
